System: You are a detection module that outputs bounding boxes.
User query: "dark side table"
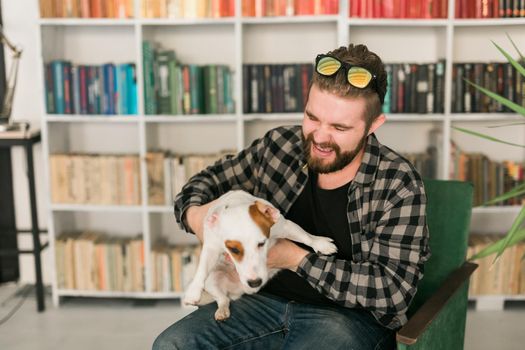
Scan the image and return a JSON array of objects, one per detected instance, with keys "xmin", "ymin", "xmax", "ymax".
[{"xmin": 0, "ymin": 130, "xmax": 47, "ymax": 312}]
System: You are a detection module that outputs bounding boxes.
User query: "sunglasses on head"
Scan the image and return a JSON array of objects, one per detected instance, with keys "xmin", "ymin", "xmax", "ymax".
[{"xmin": 315, "ymin": 54, "xmax": 377, "ymax": 90}]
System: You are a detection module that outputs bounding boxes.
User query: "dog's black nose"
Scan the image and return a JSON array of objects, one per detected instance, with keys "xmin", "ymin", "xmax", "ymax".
[{"xmin": 247, "ymin": 278, "xmax": 262, "ymax": 288}]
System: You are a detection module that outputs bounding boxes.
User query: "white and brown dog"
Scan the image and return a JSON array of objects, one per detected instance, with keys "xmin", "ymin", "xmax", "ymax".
[{"xmin": 183, "ymin": 190, "xmax": 338, "ymax": 321}]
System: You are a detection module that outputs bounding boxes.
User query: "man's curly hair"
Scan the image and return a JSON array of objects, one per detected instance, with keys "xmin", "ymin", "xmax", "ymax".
[{"xmin": 310, "ymin": 44, "xmax": 387, "ymax": 128}]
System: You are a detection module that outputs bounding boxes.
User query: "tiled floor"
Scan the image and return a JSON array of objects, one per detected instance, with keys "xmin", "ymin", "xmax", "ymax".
[{"xmin": 0, "ymin": 283, "xmax": 523, "ymax": 349}]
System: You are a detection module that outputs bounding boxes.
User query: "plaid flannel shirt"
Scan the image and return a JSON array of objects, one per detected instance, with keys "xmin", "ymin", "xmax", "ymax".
[{"xmin": 174, "ymin": 125, "xmax": 430, "ymax": 330}]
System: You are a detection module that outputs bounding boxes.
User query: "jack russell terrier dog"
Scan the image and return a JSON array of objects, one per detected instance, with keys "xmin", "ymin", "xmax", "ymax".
[{"xmin": 183, "ymin": 190, "xmax": 338, "ymax": 321}]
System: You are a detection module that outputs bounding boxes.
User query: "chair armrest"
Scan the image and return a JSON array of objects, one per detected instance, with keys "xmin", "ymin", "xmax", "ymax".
[{"xmin": 396, "ymin": 261, "xmax": 478, "ymax": 345}]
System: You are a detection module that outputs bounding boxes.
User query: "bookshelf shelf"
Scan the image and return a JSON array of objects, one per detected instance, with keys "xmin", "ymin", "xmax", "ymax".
[
  {"xmin": 144, "ymin": 114, "xmax": 237, "ymax": 123},
  {"xmin": 347, "ymin": 19, "xmax": 449, "ymax": 27},
  {"xmin": 51, "ymin": 204, "xmax": 143, "ymax": 213},
  {"xmin": 243, "ymin": 113, "xmax": 303, "ymax": 122},
  {"xmin": 472, "ymin": 206, "xmax": 523, "ymax": 215},
  {"xmin": 386, "ymin": 114, "xmax": 446, "ymax": 122},
  {"xmin": 139, "ymin": 18, "xmax": 236, "ymax": 26},
  {"xmin": 46, "ymin": 115, "xmax": 140, "ymax": 123},
  {"xmin": 243, "ymin": 114, "xmax": 449, "ymax": 122},
  {"xmin": 453, "ymin": 18, "xmax": 525, "ymax": 27},
  {"xmin": 450, "ymin": 114, "xmax": 525, "ymax": 122},
  {"xmin": 241, "ymin": 15, "xmax": 339, "ymax": 24},
  {"xmin": 38, "ymin": 0, "xmax": 525, "ymax": 307},
  {"xmin": 147, "ymin": 205, "xmax": 175, "ymax": 213},
  {"xmin": 57, "ymin": 289, "xmax": 184, "ymax": 299},
  {"xmin": 39, "ymin": 18, "xmax": 136, "ymax": 26}
]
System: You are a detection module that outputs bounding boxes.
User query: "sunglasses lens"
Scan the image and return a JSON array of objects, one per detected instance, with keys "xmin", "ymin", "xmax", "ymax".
[
  {"xmin": 347, "ymin": 67, "xmax": 373, "ymax": 88},
  {"xmin": 317, "ymin": 56, "xmax": 341, "ymax": 76}
]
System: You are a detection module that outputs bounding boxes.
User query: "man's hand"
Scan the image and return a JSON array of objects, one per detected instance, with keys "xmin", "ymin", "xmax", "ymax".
[
  {"xmin": 185, "ymin": 200, "xmax": 217, "ymax": 242},
  {"xmin": 267, "ymin": 239, "xmax": 309, "ymax": 271}
]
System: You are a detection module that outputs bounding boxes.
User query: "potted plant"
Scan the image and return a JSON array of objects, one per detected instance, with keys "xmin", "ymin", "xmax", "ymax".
[{"xmin": 453, "ymin": 35, "xmax": 525, "ymax": 263}]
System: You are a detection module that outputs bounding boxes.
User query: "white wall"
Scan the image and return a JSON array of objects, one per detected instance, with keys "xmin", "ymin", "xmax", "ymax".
[{"xmin": 2, "ymin": 0, "xmax": 52, "ymax": 284}]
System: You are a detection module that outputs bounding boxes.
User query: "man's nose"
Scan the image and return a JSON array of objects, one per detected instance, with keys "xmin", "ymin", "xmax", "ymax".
[
  {"xmin": 247, "ymin": 278, "xmax": 262, "ymax": 288},
  {"xmin": 313, "ymin": 128, "xmax": 331, "ymax": 144}
]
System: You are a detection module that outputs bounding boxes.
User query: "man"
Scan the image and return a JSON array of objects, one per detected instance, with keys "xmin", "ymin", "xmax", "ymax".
[{"xmin": 153, "ymin": 44, "xmax": 430, "ymax": 349}]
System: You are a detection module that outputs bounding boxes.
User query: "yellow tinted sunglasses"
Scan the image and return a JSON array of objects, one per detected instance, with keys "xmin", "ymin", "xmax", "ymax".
[{"xmin": 315, "ymin": 54, "xmax": 377, "ymax": 90}]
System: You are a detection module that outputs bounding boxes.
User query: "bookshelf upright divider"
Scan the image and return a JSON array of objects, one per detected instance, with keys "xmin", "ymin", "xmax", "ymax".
[{"xmin": 37, "ymin": 0, "xmax": 525, "ymax": 309}]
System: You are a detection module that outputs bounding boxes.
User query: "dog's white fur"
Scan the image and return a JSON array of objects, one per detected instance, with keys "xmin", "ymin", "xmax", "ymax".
[{"xmin": 183, "ymin": 190, "xmax": 338, "ymax": 321}]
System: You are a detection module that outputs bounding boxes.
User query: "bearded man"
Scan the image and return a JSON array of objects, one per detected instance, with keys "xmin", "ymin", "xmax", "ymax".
[{"xmin": 154, "ymin": 43, "xmax": 430, "ymax": 350}]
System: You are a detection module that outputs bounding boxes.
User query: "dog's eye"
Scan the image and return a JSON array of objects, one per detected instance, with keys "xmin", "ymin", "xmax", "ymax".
[
  {"xmin": 229, "ymin": 247, "xmax": 240, "ymax": 255},
  {"xmin": 258, "ymin": 242, "xmax": 265, "ymax": 248}
]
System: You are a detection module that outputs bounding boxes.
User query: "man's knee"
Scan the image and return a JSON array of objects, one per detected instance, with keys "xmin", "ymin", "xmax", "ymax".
[
  {"xmin": 152, "ymin": 314, "xmax": 201, "ymax": 350},
  {"xmin": 152, "ymin": 331, "xmax": 177, "ymax": 350}
]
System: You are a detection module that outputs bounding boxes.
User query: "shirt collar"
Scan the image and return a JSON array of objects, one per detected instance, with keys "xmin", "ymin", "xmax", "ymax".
[{"xmin": 353, "ymin": 133, "xmax": 381, "ymax": 186}]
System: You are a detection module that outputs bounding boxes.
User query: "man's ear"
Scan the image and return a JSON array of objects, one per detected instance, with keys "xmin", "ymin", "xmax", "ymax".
[
  {"xmin": 254, "ymin": 201, "xmax": 280, "ymax": 223},
  {"xmin": 368, "ymin": 113, "xmax": 386, "ymax": 136}
]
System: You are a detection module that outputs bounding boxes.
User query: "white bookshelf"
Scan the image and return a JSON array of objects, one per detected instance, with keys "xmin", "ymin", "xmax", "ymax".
[{"xmin": 36, "ymin": 0, "xmax": 525, "ymax": 306}]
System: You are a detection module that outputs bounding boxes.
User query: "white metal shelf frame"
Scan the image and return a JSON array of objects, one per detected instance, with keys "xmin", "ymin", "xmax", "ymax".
[{"xmin": 38, "ymin": 0, "xmax": 525, "ymax": 304}]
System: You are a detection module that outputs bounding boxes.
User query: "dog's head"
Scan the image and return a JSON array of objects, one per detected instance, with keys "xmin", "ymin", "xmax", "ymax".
[{"xmin": 206, "ymin": 200, "xmax": 280, "ymax": 294}]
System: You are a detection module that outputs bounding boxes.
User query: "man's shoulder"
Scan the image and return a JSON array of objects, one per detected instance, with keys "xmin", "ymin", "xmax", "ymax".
[
  {"xmin": 375, "ymin": 143, "xmax": 424, "ymax": 193},
  {"xmin": 264, "ymin": 125, "xmax": 302, "ymax": 142},
  {"xmin": 261, "ymin": 125, "xmax": 303, "ymax": 152}
]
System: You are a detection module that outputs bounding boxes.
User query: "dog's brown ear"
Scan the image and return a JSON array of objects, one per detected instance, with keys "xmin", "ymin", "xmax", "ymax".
[
  {"xmin": 254, "ymin": 201, "xmax": 280, "ymax": 222},
  {"xmin": 249, "ymin": 201, "xmax": 280, "ymax": 238}
]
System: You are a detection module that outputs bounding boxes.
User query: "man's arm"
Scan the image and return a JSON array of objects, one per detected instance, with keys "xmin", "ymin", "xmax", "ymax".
[
  {"xmin": 174, "ymin": 134, "xmax": 268, "ymax": 235},
  {"xmin": 294, "ymin": 182, "xmax": 431, "ymax": 329}
]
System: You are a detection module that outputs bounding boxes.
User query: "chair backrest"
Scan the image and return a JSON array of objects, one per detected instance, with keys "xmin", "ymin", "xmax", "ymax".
[{"xmin": 408, "ymin": 179, "xmax": 474, "ymax": 315}]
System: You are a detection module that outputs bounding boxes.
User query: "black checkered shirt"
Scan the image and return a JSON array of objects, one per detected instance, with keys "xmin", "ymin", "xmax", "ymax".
[{"xmin": 174, "ymin": 125, "xmax": 430, "ymax": 330}]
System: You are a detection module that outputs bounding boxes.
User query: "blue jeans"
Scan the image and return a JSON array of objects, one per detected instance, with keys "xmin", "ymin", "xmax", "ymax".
[{"xmin": 153, "ymin": 292, "xmax": 396, "ymax": 350}]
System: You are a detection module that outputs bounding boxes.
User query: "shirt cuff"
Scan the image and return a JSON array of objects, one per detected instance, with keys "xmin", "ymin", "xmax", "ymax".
[
  {"xmin": 176, "ymin": 198, "xmax": 207, "ymax": 234},
  {"xmin": 295, "ymin": 252, "xmax": 327, "ymax": 281}
]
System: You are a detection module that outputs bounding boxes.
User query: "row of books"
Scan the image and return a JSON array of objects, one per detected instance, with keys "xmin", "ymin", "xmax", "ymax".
[
  {"xmin": 44, "ymin": 57, "xmax": 523, "ymax": 116},
  {"xmin": 147, "ymin": 151, "xmax": 233, "ymax": 205},
  {"xmin": 44, "ymin": 61, "xmax": 138, "ymax": 115},
  {"xmin": 49, "ymin": 154, "xmax": 141, "ymax": 205},
  {"xmin": 142, "ymin": 0, "xmax": 235, "ymax": 18},
  {"xmin": 55, "ymin": 233, "xmax": 145, "ymax": 292},
  {"xmin": 242, "ymin": 0, "xmax": 339, "ymax": 16},
  {"xmin": 242, "ymin": 64, "xmax": 313, "ymax": 114},
  {"xmin": 450, "ymin": 143, "xmax": 524, "ymax": 207},
  {"xmin": 452, "ymin": 62, "xmax": 524, "ymax": 114},
  {"xmin": 350, "ymin": 0, "xmax": 448, "ymax": 18},
  {"xmin": 143, "ymin": 42, "xmax": 235, "ymax": 115},
  {"xmin": 456, "ymin": 0, "xmax": 525, "ymax": 18},
  {"xmin": 399, "ymin": 128, "xmax": 443, "ymax": 179},
  {"xmin": 39, "ymin": 0, "xmax": 525, "ymax": 20},
  {"xmin": 39, "ymin": 0, "xmax": 134, "ymax": 18},
  {"xmin": 151, "ymin": 242, "xmax": 201, "ymax": 292},
  {"xmin": 383, "ymin": 62, "xmax": 446, "ymax": 114},
  {"xmin": 468, "ymin": 234, "xmax": 525, "ymax": 296}
]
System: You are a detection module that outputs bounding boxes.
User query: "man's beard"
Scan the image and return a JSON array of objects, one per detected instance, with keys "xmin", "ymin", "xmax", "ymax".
[{"xmin": 302, "ymin": 132, "xmax": 368, "ymax": 174}]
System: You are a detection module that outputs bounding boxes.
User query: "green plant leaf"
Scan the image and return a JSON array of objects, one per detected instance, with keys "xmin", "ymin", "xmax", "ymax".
[
  {"xmin": 469, "ymin": 227, "xmax": 525, "ymax": 261},
  {"xmin": 492, "ymin": 206, "xmax": 525, "ymax": 264},
  {"xmin": 481, "ymin": 183, "xmax": 525, "ymax": 206},
  {"xmin": 493, "ymin": 40, "xmax": 525, "ymax": 77},
  {"xmin": 464, "ymin": 79, "xmax": 525, "ymax": 117},
  {"xmin": 452, "ymin": 126, "xmax": 525, "ymax": 148},
  {"xmin": 507, "ymin": 33, "xmax": 525, "ymax": 63}
]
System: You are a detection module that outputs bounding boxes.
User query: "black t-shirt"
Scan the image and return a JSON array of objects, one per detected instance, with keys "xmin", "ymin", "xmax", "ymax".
[{"xmin": 262, "ymin": 170, "xmax": 352, "ymax": 306}]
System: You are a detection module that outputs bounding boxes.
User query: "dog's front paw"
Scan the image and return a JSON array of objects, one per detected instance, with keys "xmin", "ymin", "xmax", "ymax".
[
  {"xmin": 311, "ymin": 237, "xmax": 338, "ymax": 255},
  {"xmin": 214, "ymin": 305, "xmax": 231, "ymax": 321},
  {"xmin": 183, "ymin": 286, "xmax": 203, "ymax": 306}
]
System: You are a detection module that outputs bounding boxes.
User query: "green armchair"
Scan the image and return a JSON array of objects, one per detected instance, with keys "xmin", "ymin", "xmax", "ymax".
[{"xmin": 396, "ymin": 179, "xmax": 478, "ymax": 349}]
